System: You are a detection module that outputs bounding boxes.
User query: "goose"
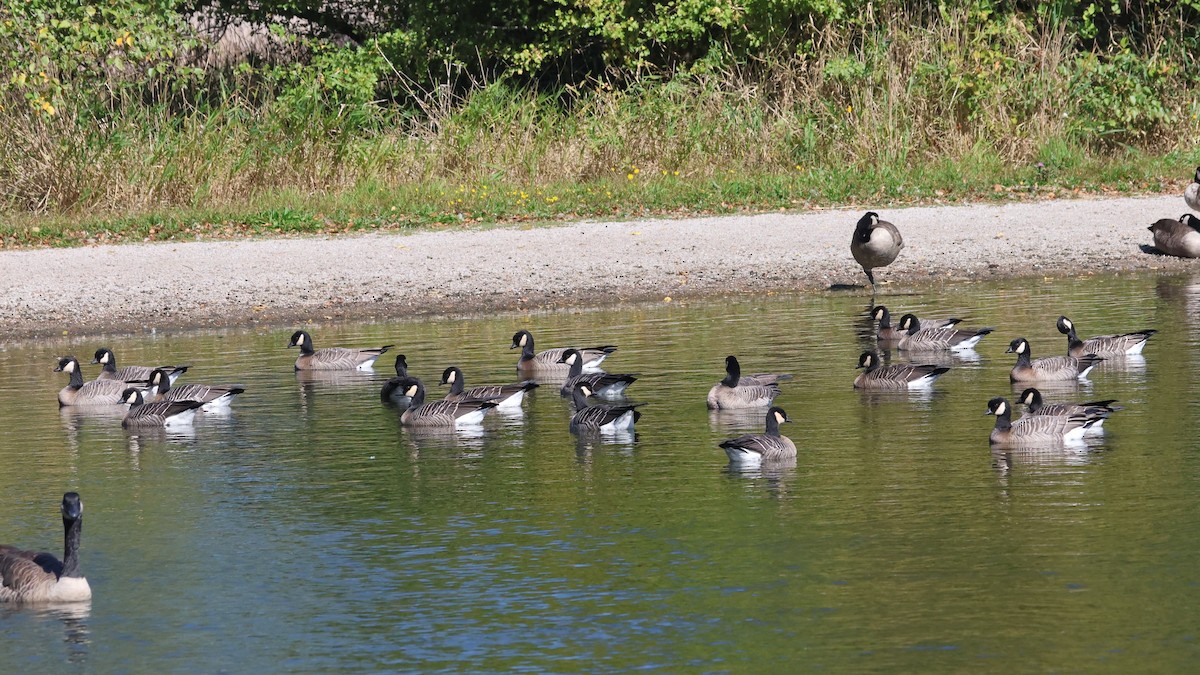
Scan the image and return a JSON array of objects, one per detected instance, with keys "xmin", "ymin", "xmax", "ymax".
[
  {"xmin": 287, "ymin": 330, "xmax": 393, "ymax": 371},
  {"xmin": 853, "ymin": 351, "xmax": 949, "ymax": 390},
  {"xmin": 871, "ymin": 306, "xmax": 957, "ymax": 342},
  {"xmin": 120, "ymin": 388, "xmax": 206, "ymax": 428},
  {"xmin": 569, "ymin": 383, "xmax": 644, "ymax": 434},
  {"xmin": 557, "ymin": 348, "xmax": 638, "ymax": 399},
  {"xmin": 511, "ymin": 329, "xmax": 616, "ymax": 376},
  {"xmin": 986, "ymin": 396, "xmax": 1103, "ymax": 446},
  {"xmin": 54, "ymin": 356, "xmax": 134, "ymax": 406},
  {"xmin": 1055, "ymin": 316, "xmax": 1155, "ymax": 357},
  {"xmin": 1186, "ymin": 166, "xmax": 1200, "ymax": 212},
  {"xmin": 379, "ymin": 355, "xmax": 412, "ymax": 406},
  {"xmin": 0, "ymin": 493, "xmax": 91, "ymax": 603},
  {"xmin": 1016, "ymin": 387, "xmax": 1119, "ymax": 435},
  {"xmin": 145, "ymin": 369, "xmax": 245, "ymax": 410},
  {"xmin": 1006, "ymin": 338, "xmax": 1103, "ymax": 382},
  {"xmin": 719, "ymin": 407, "xmax": 797, "ymax": 464},
  {"xmin": 850, "ymin": 211, "xmax": 903, "ymax": 288},
  {"xmin": 439, "ymin": 366, "xmax": 538, "ymax": 410},
  {"xmin": 706, "ymin": 356, "xmax": 784, "ymax": 410},
  {"xmin": 393, "ymin": 377, "xmax": 498, "ymax": 427},
  {"xmin": 1147, "ymin": 214, "xmax": 1200, "ymax": 258},
  {"xmin": 92, "ymin": 347, "xmax": 188, "ymax": 385},
  {"xmin": 896, "ymin": 314, "xmax": 993, "ymax": 352}
]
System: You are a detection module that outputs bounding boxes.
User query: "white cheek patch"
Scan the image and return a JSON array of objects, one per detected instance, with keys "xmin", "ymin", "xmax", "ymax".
[
  {"xmin": 774, "ymin": 411, "xmax": 785, "ymax": 424},
  {"xmin": 519, "ymin": 334, "xmax": 528, "ymax": 347},
  {"xmin": 100, "ymin": 353, "xmax": 110, "ymax": 364},
  {"xmin": 996, "ymin": 402, "xmax": 1007, "ymax": 415},
  {"xmin": 65, "ymin": 361, "xmax": 76, "ymax": 373},
  {"xmin": 405, "ymin": 385, "xmax": 418, "ymax": 397},
  {"xmin": 1017, "ymin": 342, "xmax": 1026, "ymax": 354},
  {"xmin": 447, "ymin": 372, "xmax": 457, "ymax": 383}
]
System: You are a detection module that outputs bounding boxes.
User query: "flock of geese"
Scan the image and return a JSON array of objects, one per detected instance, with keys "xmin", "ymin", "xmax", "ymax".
[{"xmin": 4, "ymin": 169, "xmax": 1198, "ymax": 605}]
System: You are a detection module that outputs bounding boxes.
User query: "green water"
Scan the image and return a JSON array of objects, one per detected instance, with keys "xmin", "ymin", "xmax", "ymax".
[{"xmin": 2, "ymin": 272, "xmax": 1199, "ymax": 672}]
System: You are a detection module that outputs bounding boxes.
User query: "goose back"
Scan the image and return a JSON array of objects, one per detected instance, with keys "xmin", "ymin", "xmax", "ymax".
[
  {"xmin": 55, "ymin": 356, "xmax": 130, "ymax": 406},
  {"xmin": 0, "ymin": 492, "xmax": 91, "ymax": 603},
  {"xmin": 1148, "ymin": 214, "xmax": 1200, "ymax": 258},
  {"xmin": 1056, "ymin": 316, "xmax": 1155, "ymax": 357}
]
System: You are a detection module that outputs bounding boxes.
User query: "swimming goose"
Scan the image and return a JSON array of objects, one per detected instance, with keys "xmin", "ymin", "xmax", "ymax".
[
  {"xmin": 1055, "ymin": 316, "xmax": 1155, "ymax": 357},
  {"xmin": 557, "ymin": 348, "xmax": 639, "ymax": 399},
  {"xmin": 55, "ymin": 356, "xmax": 133, "ymax": 406},
  {"xmin": 511, "ymin": 329, "xmax": 616, "ymax": 376},
  {"xmin": 1017, "ymin": 387, "xmax": 1119, "ymax": 435},
  {"xmin": 986, "ymin": 396, "xmax": 1103, "ymax": 446},
  {"xmin": 850, "ymin": 211, "xmax": 904, "ymax": 287},
  {"xmin": 145, "ymin": 369, "xmax": 244, "ymax": 410},
  {"xmin": 0, "ymin": 493, "xmax": 91, "ymax": 603},
  {"xmin": 719, "ymin": 407, "xmax": 797, "ymax": 464},
  {"xmin": 706, "ymin": 356, "xmax": 784, "ymax": 410},
  {"xmin": 92, "ymin": 348, "xmax": 188, "ymax": 385},
  {"xmin": 288, "ymin": 330, "xmax": 393, "ymax": 371},
  {"xmin": 871, "ymin": 306, "xmax": 958, "ymax": 341},
  {"xmin": 394, "ymin": 377, "xmax": 498, "ymax": 427},
  {"xmin": 896, "ymin": 314, "xmax": 993, "ymax": 352},
  {"xmin": 120, "ymin": 388, "xmax": 206, "ymax": 428},
  {"xmin": 1006, "ymin": 338, "xmax": 1103, "ymax": 382},
  {"xmin": 853, "ymin": 351, "xmax": 950, "ymax": 390},
  {"xmin": 569, "ymin": 383, "xmax": 644, "ymax": 434},
  {"xmin": 439, "ymin": 366, "xmax": 538, "ymax": 410},
  {"xmin": 1185, "ymin": 166, "xmax": 1200, "ymax": 211},
  {"xmin": 379, "ymin": 355, "xmax": 412, "ymax": 406},
  {"xmin": 1148, "ymin": 214, "xmax": 1200, "ymax": 258}
]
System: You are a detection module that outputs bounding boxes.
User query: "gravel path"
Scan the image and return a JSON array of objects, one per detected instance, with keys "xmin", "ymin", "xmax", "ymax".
[{"xmin": 1, "ymin": 195, "xmax": 1193, "ymax": 338}]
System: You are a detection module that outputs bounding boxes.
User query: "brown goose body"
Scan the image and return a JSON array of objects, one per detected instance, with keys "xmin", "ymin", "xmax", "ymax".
[
  {"xmin": 706, "ymin": 356, "xmax": 783, "ymax": 410},
  {"xmin": 569, "ymin": 383, "xmax": 644, "ymax": 434},
  {"xmin": 440, "ymin": 366, "xmax": 537, "ymax": 410},
  {"xmin": 871, "ymin": 306, "xmax": 957, "ymax": 342},
  {"xmin": 896, "ymin": 314, "xmax": 992, "ymax": 352},
  {"xmin": 1148, "ymin": 214, "xmax": 1200, "ymax": 258},
  {"xmin": 1056, "ymin": 316, "xmax": 1155, "ymax": 357},
  {"xmin": 0, "ymin": 493, "xmax": 91, "ymax": 604},
  {"xmin": 557, "ymin": 349, "xmax": 638, "ymax": 399},
  {"xmin": 511, "ymin": 330, "xmax": 616, "ymax": 377},
  {"xmin": 120, "ymin": 389, "xmax": 206, "ymax": 428},
  {"xmin": 1016, "ymin": 388, "xmax": 1119, "ymax": 436},
  {"xmin": 394, "ymin": 377, "xmax": 498, "ymax": 427},
  {"xmin": 850, "ymin": 211, "xmax": 904, "ymax": 286},
  {"xmin": 92, "ymin": 348, "xmax": 188, "ymax": 385},
  {"xmin": 719, "ymin": 407, "xmax": 797, "ymax": 463},
  {"xmin": 1006, "ymin": 338, "xmax": 1103, "ymax": 382},
  {"xmin": 288, "ymin": 330, "xmax": 393, "ymax": 371},
  {"xmin": 145, "ymin": 369, "xmax": 244, "ymax": 410},
  {"xmin": 55, "ymin": 356, "xmax": 131, "ymax": 406},
  {"xmin": 853, "ymin": 351, "xmax": 949, "ymax": 390},
  {"xmin": 986, "ymin": 397, "xmax": 1101, "ymax": 446}
]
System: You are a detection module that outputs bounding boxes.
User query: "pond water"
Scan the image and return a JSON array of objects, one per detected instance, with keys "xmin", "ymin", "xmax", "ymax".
[{"xmin": 2, "ymin": 272, "xmax": 1200, "ymax": 672}]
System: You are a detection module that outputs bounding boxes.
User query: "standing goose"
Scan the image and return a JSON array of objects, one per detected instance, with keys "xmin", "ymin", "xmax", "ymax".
[
  {"xmin": 439, "ymin": 366, "xmax": 538, "ymax": 410},
  {"xmin": 120, "ymin": 388, "xmax": 206, "ymax": 428},
  {"xmin": 870, "ymin": 306, "xmax": 958, "ymax": 342},
  {"xmin": 1017, "ymin": 387, "xmax": 1119, "ymax": 435},
  {"xmin": 986, "ymin": 397, "xmax": 1102, "ymax": 446},
  {"xmin": 511, "ymin": 330, "xmax": 616, "ymax": 377},
  {"xmin": 569, "ymin": 383, "xmax": 644, "ymax": 434},
  {"xmin": 92, "ymin": 348, "xmax": 188, "ymax": 385},
  {"xmin": 1055, "ymin": 316, "xmax": 1155, "ymax": 357},
  {"xmin": 394, "ymin": 377, "xmax": 498, "ymax": 427},
  {"xmin": 896, "ymin": 314, "xmax": 993, "ymax": 352},
  {"xmin": 145, "ymin": 369, "xmax": 245, "ymax": 410},
  {"xmin": 557, "ymin": 348, "xmax": 639, "ymax": 399},
  {"xmin": 288, "ymin": 330, "xmax": 393, "ymax": 371},
  {"xmin": 1147, "ymin": 214, "xmax": 1200, "ymax": 258},
  {"xmin": 706, "ymin": 356, "xmax": 784, "ymax": 410},
  {"xmin": 853, "ymin": 351, "xmax": 950, "ymax": 390},
  {"xmin": 1185, "ymin": 166, "xmax": 1200, "ymax": 212},
  {"xmin": 1006, "ymin": 338, "xmax": 1103, "ymax": 382},
  {"xmin": 379, "ymin": 355, "xmax": 412, "ymax": 406},
  {"xmin": 54, "ymin": 356, "xmax": 133, "ymax": 406},
  {"xmin": 850, "ymin": 211, "xmax": 904, "ymax": 288},
  {"xmin": 719, "ymin": 407, "xmax": 797, "ymax": 464},
  {"xmin": 0, "ymin": 493, "xmax": 91, "ymax": 603}
]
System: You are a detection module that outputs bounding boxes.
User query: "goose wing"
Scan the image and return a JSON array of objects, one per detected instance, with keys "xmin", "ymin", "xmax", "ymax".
[
  {"xmin": 706, "ymin": 382, "xmax": 780, "ymax": 409},
  {"xmin": 0, "ymin": 546, "xmax": 61, "ymax": 599},
  {"xmin": 571, "ymin": 403, "xmax": 643, "ymax": 430},
  {"xmin": 308, "ymin": 347, "xmax": 387, "ymax": 370},
  {"xmin": 1078, "ymin": 330, "xmax": 1156, "ymax": 356},
  {"xmin": 163, "ymin": 384, "xmax": 244, "ymax": 404},
  {"xmin": 720, "ymin": 434, "xmax": 796, "ymax": 461}
]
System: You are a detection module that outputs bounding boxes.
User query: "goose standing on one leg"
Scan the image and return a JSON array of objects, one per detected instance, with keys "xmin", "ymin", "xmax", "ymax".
[
  {"xmin": 1185, "ymin": 166, "xmax": 1200, "ymax": 212},
  {"xmin": 287, "ymin": 330, "xmax": 393, "ymax": 371},
  {"xmin": 0, "ymin": 492, "xmax": 91, "ymax": 603},
  {"xmin": 719, "ymin": 407, "xmax": 797, "ymax": 465},
  {"xmin": 850, "ymin": 211, "xmax": 904, "ymax": 289}
]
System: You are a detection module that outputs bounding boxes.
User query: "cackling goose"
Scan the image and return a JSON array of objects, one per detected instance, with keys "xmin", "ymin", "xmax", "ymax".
[
  {"xmin": 393, "ymin": 377, "xmax": 498, "ymax": 427},
  {"xmin": 288, "ymin": 330, "xmax": 393, "ymax": 371},
  {"xmin": 871, "ymin": 305, "xmax": 957, "ymax": 342},
  {"xmin": 93, "ymin": 347, "xmax": 188, "ymax": 385},
  {"xmin": 55, "ymin": 356, "xmax": 133, "ymax": 406},
  {"xmin": 851, "ymin": 211, "xmax": 904, "ymax": 287},
  {"xmin": 1148, "ymin": 214, "xmax": 1200, "ymax": 258},
  {"xmin": 145, "ymin": 369, "xmax": 244, "ymax": 410},
  {"xmin": 380, "ymin": 355, "xmax": 412, "ymax": 406},
  {"xmin": 896, "ymin": 314, "xmax": 993, "ymax": 352},
  {"xmin": 706, "ymin": 356, "xmax": 784, "ymax": 410},
  {"xmin": 439, "ymin": 366, "xmax": 538, "ymax": 410},
  {"xmin": 853, "ymin": 351, "xmax": 949, "ymax": 390},
  {"xmin": 557, "ymin": 348, "xmax": 638, "ymax": 399},
  {"xmin": 569, "ymin": 383, "xmax": 644, "ymax": 434},
  {"xmin": 120, "ymin": 388, "xmax": 206, "ymax": 428},
  {"xmin": 1055, "ymin": 316, "xmax": 1155, "ymax": 357},
  {"xmin": 1006, "ymin": 338, "xmax": 1103, "ymax": 382},
  {"xmin": 986, "ymin": 396, "xmax": 1104, "ymax": 446},
  {"xmin": 719, "ymin": 407, "xmax": 797, "ymax": 464},
  {"xmin": 511, "ymin": 329, "xmax": 616, "ymax": 377},
  {"xmin": 0, "ymin": 493, "xmax": 91, "ymax": 603},
  {"xmin": 1017, "ymin": 387, "xmax": 1119, "ymax": 435}
]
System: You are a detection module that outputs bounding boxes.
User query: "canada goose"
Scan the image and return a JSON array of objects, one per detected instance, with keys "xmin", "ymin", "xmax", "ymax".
[
  {"xmin": 54, "ymin": 356, "xmax": 133, "ymax": 406},
  {"xmin": 557, "ymin": 348, "xmax": 638, "ymax": 399},
  {"xmin": 850, "ymin": 211, "xmax": 904, "ymax": 287},
  {"xmin": 439, "ymin": 366, "xmax": 538, "ymax": 410},
  {"xmin": 1185, "ymin": 166, "xmax": 1200, "ymax": 211},
  {"xmin": 1147, "ymin": 214, "xmax": 1200, "ymax": 258},
  {"xmin": 120, "ymin": 388, "xmax": 205, "ymax": 428},
  {"xmin": 1006, "ymin": 338, "xmax": 1103, "ymax": 382},
  {"xmin": 92, "ymin": 348, "xmax": 188, "ymax": 385},
  {"xmin": 1055, "ymin": 316, "xmax": 1155, "ymax": 357},
  {"xmin": 287, "ymin": 330, "xmax": 393, "ymax": 371},
  {"xmin": 0, "ymin": 493, "xmax": 91, "ymax": 603},
  {"xmin": 511, "ymin": 329, "xmax": 616, "ymax": 376},
  {"xmin": 569, "ymin": 383, "xmax": 644, "ymax": 434},
  {"xmin": 719, "ymin": 407, "xmax": 797, "ymax": 464},
  {"xmin": 870, "ymin": 306, "xmax": 958, "ymax": 341},
  {"xmin": 393, "ymin": 377, "xmax": 498, "ymax": 427},
  {"xmin": 853, "ymin": 351, "xmax": 950, "ymax": 390},
  {"xmin": 896, "ymin": 314, "xmax": 993, "ymax": 352},
  {"xmin": 1016, "ymin": 387, "xmax": 1119, "ymax": 435},
  {"xmin": 986, "ymin": 397, "xmax": 1103, "ymax": 445},
  {"xmin": 706, "ymin": 356, "xmax": 784, "ymax": 410},
  {"xmin": 145, "ymin": 369, "xmax": 244, "ymax": 410},
  {"xmin": 379, "ymin": 355, "xmax": 412, "ymax": 406}
]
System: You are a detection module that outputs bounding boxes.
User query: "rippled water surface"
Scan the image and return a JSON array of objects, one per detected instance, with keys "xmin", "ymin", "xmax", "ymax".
[{"xmin": 3, "ymin": 272, "xmax": 1200, "ymax": 671}]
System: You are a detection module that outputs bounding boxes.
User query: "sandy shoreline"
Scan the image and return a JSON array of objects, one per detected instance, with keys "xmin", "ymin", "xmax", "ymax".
[{"xmin": 1, "ymin": 195, "xmax": 1195, "ymax": 339}]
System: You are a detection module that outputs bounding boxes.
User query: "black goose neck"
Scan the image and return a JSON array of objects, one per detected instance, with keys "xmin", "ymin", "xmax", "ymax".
[
  {"xmin": 61, "ymin": 515, "xmax": 82, "ymax": 578},
  {"xmin": 722, "ymin": 359, "xmax": 741, "ymax": 388},
  {"xmin": 447, "ymin": 371, "xmax": 465, "ymax": 396},
  {"xmin": 567, "ymin": 354, "xmax": 584, "ymax": 378},
  {"xmin": 993, "ymin": 407, "xmax": 1013, "ymax": 431},
  {"xmin": 67, "ymin": 364, "xmax": 84, "ymax": 389},
  {"xmin": 764, "ymin": 414, "xmax": 782, "ymax": 437},
  {"xmin": 571, "ymin": 386, "xmax": 591, "ymax": 409},
  {"xmin": 408, "ymin": 382, "xmax": 426, "ymax": 409},
  {"xmin": 854, "ymin": 213, "xmax": 874, "ymax": 243}
]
